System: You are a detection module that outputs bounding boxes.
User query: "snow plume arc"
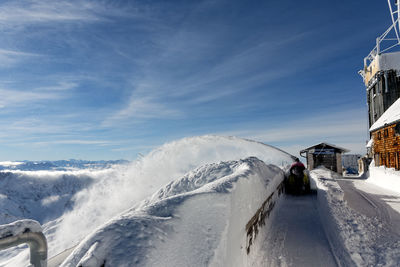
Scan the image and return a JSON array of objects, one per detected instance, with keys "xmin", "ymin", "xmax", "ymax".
[
  {"xmin": 61, "ymin": 157, "xmax": 285, "ymax": 266},
  {"xmin": 54, "ymin": 135, "xmax": 294, "ymax": 254}
]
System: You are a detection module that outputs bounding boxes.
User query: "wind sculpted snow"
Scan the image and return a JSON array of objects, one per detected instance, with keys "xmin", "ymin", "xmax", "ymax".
[{"xmin": 60, "ymin": 157, "xmax": 285, "ymax": 266}]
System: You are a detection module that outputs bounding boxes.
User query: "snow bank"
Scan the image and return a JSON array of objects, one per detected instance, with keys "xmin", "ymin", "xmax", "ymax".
[
  {"xmin": 368, "ymin": 165, "xmax": 400, "ymax": 194},
  {"xmin": 54, "ymin": 135, "xmax": 293, "ymax": 256},
  {"xmin": 60, "ymin": 157, "xmax": 285, "ymax": 267},
  {"xmin": 310, "ymin": 167, "xmax": 400, "ymax": 266}
]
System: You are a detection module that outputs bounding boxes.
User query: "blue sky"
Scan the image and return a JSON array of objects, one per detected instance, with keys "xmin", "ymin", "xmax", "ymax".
[{"xmin": 0, "ymin": 0, "xmax": 392, "ymax": 160}]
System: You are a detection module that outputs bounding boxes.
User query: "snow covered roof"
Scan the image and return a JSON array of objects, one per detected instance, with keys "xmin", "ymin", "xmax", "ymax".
[
  {"xmin": 364, "ymin": 51, "xmax": 400, "ymax": 86},
  {"xmin": 300, "ymin": 142, "xmax": 349, "ymax": 153},
  {"xmin": 370, "ymin": 97, "xmax": 400, "ymax": 132}
]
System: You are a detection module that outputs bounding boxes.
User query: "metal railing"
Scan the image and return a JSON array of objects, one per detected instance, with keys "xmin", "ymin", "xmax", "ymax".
[{"xmin": 0, "ymin": 222, "xmax": 47, "ymax": 267}]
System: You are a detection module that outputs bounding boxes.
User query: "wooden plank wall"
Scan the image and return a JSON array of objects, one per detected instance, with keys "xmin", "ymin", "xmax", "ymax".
[{"xmin": 372, "ymin": 123, "xmax": 400, "ymax": 170}]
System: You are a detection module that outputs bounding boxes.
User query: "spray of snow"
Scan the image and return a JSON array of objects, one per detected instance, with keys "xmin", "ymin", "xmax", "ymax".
[
  {"xmin": 0, "ymin": 135, "xmax": 294, "ymax": 266},
  {"xmin": 60, "ymin": 157, "xmax": 285, "ymax": 266},
  {"xmin": 0, "ymin": 167, "xmax": 119, "ymax": 265},
  {"xmin": 52, "ymin": 136, "xmax": 293, "ymax": 256}
]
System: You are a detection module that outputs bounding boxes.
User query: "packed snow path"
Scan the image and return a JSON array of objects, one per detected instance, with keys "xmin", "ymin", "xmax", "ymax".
[
  {"xmin": 338, "ymin": 179, "xmax": 400, "ymax": 234},
  {"xmin": 338, "ymin": 178, "xmax": 400, "ymax": 260},
  {"xmin": 253, "ymin": 194, "xmax": 337, "ymax": 267}
]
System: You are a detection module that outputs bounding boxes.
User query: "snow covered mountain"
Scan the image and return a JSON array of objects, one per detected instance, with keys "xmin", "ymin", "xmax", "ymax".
[{"xmin": 0, "ymin": 159, "xmax": 129, "ymax": 171}]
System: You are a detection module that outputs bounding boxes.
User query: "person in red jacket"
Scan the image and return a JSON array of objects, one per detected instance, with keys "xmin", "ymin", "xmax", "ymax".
[
  {"xmin": 290, "ymin": 158, "xmax": 305, "ymax": 176},
  {"xmin": 285, "ymin": 158, "xmax": 310, "ymax": 194}
]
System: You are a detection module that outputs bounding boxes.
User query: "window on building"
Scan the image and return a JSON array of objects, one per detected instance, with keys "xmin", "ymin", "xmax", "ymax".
[
  {"xmin": 384, "ymin": 129, "xmax": 389, "ymax": 138},
  {"xmin": 375, "ymin": 153, "xmax": 379, "ymax": 165},
  {"xmin": 378, "ymin": 131, "xmax": 382, "ymax": 140},
  {"xmin": 395, "ymin": 124, "xmax": 400, "ymax": 136}
]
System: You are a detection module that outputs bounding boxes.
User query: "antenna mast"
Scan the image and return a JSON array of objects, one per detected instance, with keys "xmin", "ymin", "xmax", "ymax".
[
  {"xmin": 387, "ymin": 0, "xmax": 400, "ymax": 44},
  {"xmin": 362, "ymin": 0, "xmax": 400, "ymax": 68}
]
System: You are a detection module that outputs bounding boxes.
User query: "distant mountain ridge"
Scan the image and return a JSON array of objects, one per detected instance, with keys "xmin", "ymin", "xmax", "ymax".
[{"xmin": 0, "ymin": 159, "xmax": 130, "ymax": 171}]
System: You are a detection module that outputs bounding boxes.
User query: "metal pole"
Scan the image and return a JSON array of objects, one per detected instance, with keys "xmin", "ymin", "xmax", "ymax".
[
  {"xmin": 0, "ymin": 232, "xmax": 47, "ymax": 267},
  {"xmin": 398, "ymin": 0, "xmax": 400, "ymax": 35},
  {"xmin": 377, "ymin": 37, "xmax": 380, "ymax": 55}
]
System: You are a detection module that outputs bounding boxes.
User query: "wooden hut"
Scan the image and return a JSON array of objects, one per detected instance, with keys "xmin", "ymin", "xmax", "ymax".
[
  {"xmin": 300, "ymin": 143, "xmax": 349, "ymax": 174},
  {"xmin": 370, "ymin": 97, "xmax": 400, "ymax": 169}
]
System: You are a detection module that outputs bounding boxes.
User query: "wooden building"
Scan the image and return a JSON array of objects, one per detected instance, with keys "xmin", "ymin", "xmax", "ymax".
[
  {"xmin": 370, "ymin": 97, "xmax": 400, "ymax": 170},
  {"xmin": 300, "ymin": 143, "xmax": 349, "ymax": 174},
  {"xmin": 359, "ymin": 1, "xmax": 400, "ymax": 171}
]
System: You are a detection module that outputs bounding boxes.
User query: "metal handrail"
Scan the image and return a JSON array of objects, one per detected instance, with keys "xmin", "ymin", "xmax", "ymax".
[{"xmin": 0, "ymin": 230, "xmax": 47, "ymax": 267}]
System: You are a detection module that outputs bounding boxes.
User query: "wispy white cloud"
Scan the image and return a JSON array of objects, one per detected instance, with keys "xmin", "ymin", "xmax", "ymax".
[
  {"xmin": 105, "ymin": 20, "xmax": 367, "ymax": 126},
  {"xmin": 0, "ymin": 79, "xmax": 78, "ymax": 109},
  {"xmin": 37, "ymin": 81, "xmax": 78, "ymax": 92},
  {"xmin": 0, "ymin": 117, "xmax": 82, "ymax": 136},
  {"xmin": 0, "ymin": 48, "xmax": 40, "ymax": 68},
  {"xmin": 218, "ymin": 108, "xmax": 369, "ymax": 155},
  {"xmin": 103, "ymin": 95, "xmax": 182, "ymax": 126},
  {"xmin": 0, "ymin": 0, "xmax": 103, "ymax": 26},
  {"xmin": 0, "ymin": 0, "xmax": 158, "ymax": 29},
  {"xmin": 32, "ymin": 139, "xmax": 112, "ymax": 146},
  {"xmin": 236, "ymin": 120, "xmax": 366, "ymax": 143},
  {"xmin": 104, "ymin": 26, "xmax": 315, "ymax": 124},
  {"xmin": 0, "ymin": 89, "xmax": 59, "ymax": 109},
  {"xmin": 0, "ymin": 48, "xmax": 38, "ymax": 57}
]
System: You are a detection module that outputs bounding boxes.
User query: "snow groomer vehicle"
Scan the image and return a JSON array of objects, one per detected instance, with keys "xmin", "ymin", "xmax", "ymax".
[{"xmin": 284, "ymin": 158, "xmax": 311, "ymax": 195}]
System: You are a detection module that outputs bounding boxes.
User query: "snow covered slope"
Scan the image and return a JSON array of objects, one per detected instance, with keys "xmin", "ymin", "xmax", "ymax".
[
  {"xmin": 60, "ymin": 157, "xmax": 285, "ymax": 266},
  {"xmin": 0, "ymin": 170, "xmax": 96, "ymax": 225},
  {"xmin": 0, "ymin": 135, "xmax": 294, "ymax": 266}
]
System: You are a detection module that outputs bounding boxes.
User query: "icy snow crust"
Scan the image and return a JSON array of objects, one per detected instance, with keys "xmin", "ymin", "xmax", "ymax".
[{"xmin": 0, "ymin": 135, "xmax": 294, "ymax": 266}]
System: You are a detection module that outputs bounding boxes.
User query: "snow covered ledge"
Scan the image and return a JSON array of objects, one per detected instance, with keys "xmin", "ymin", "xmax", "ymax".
[{"xmin": 0, "ymin": 219, "xmax": 47, "ymax": 267}]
